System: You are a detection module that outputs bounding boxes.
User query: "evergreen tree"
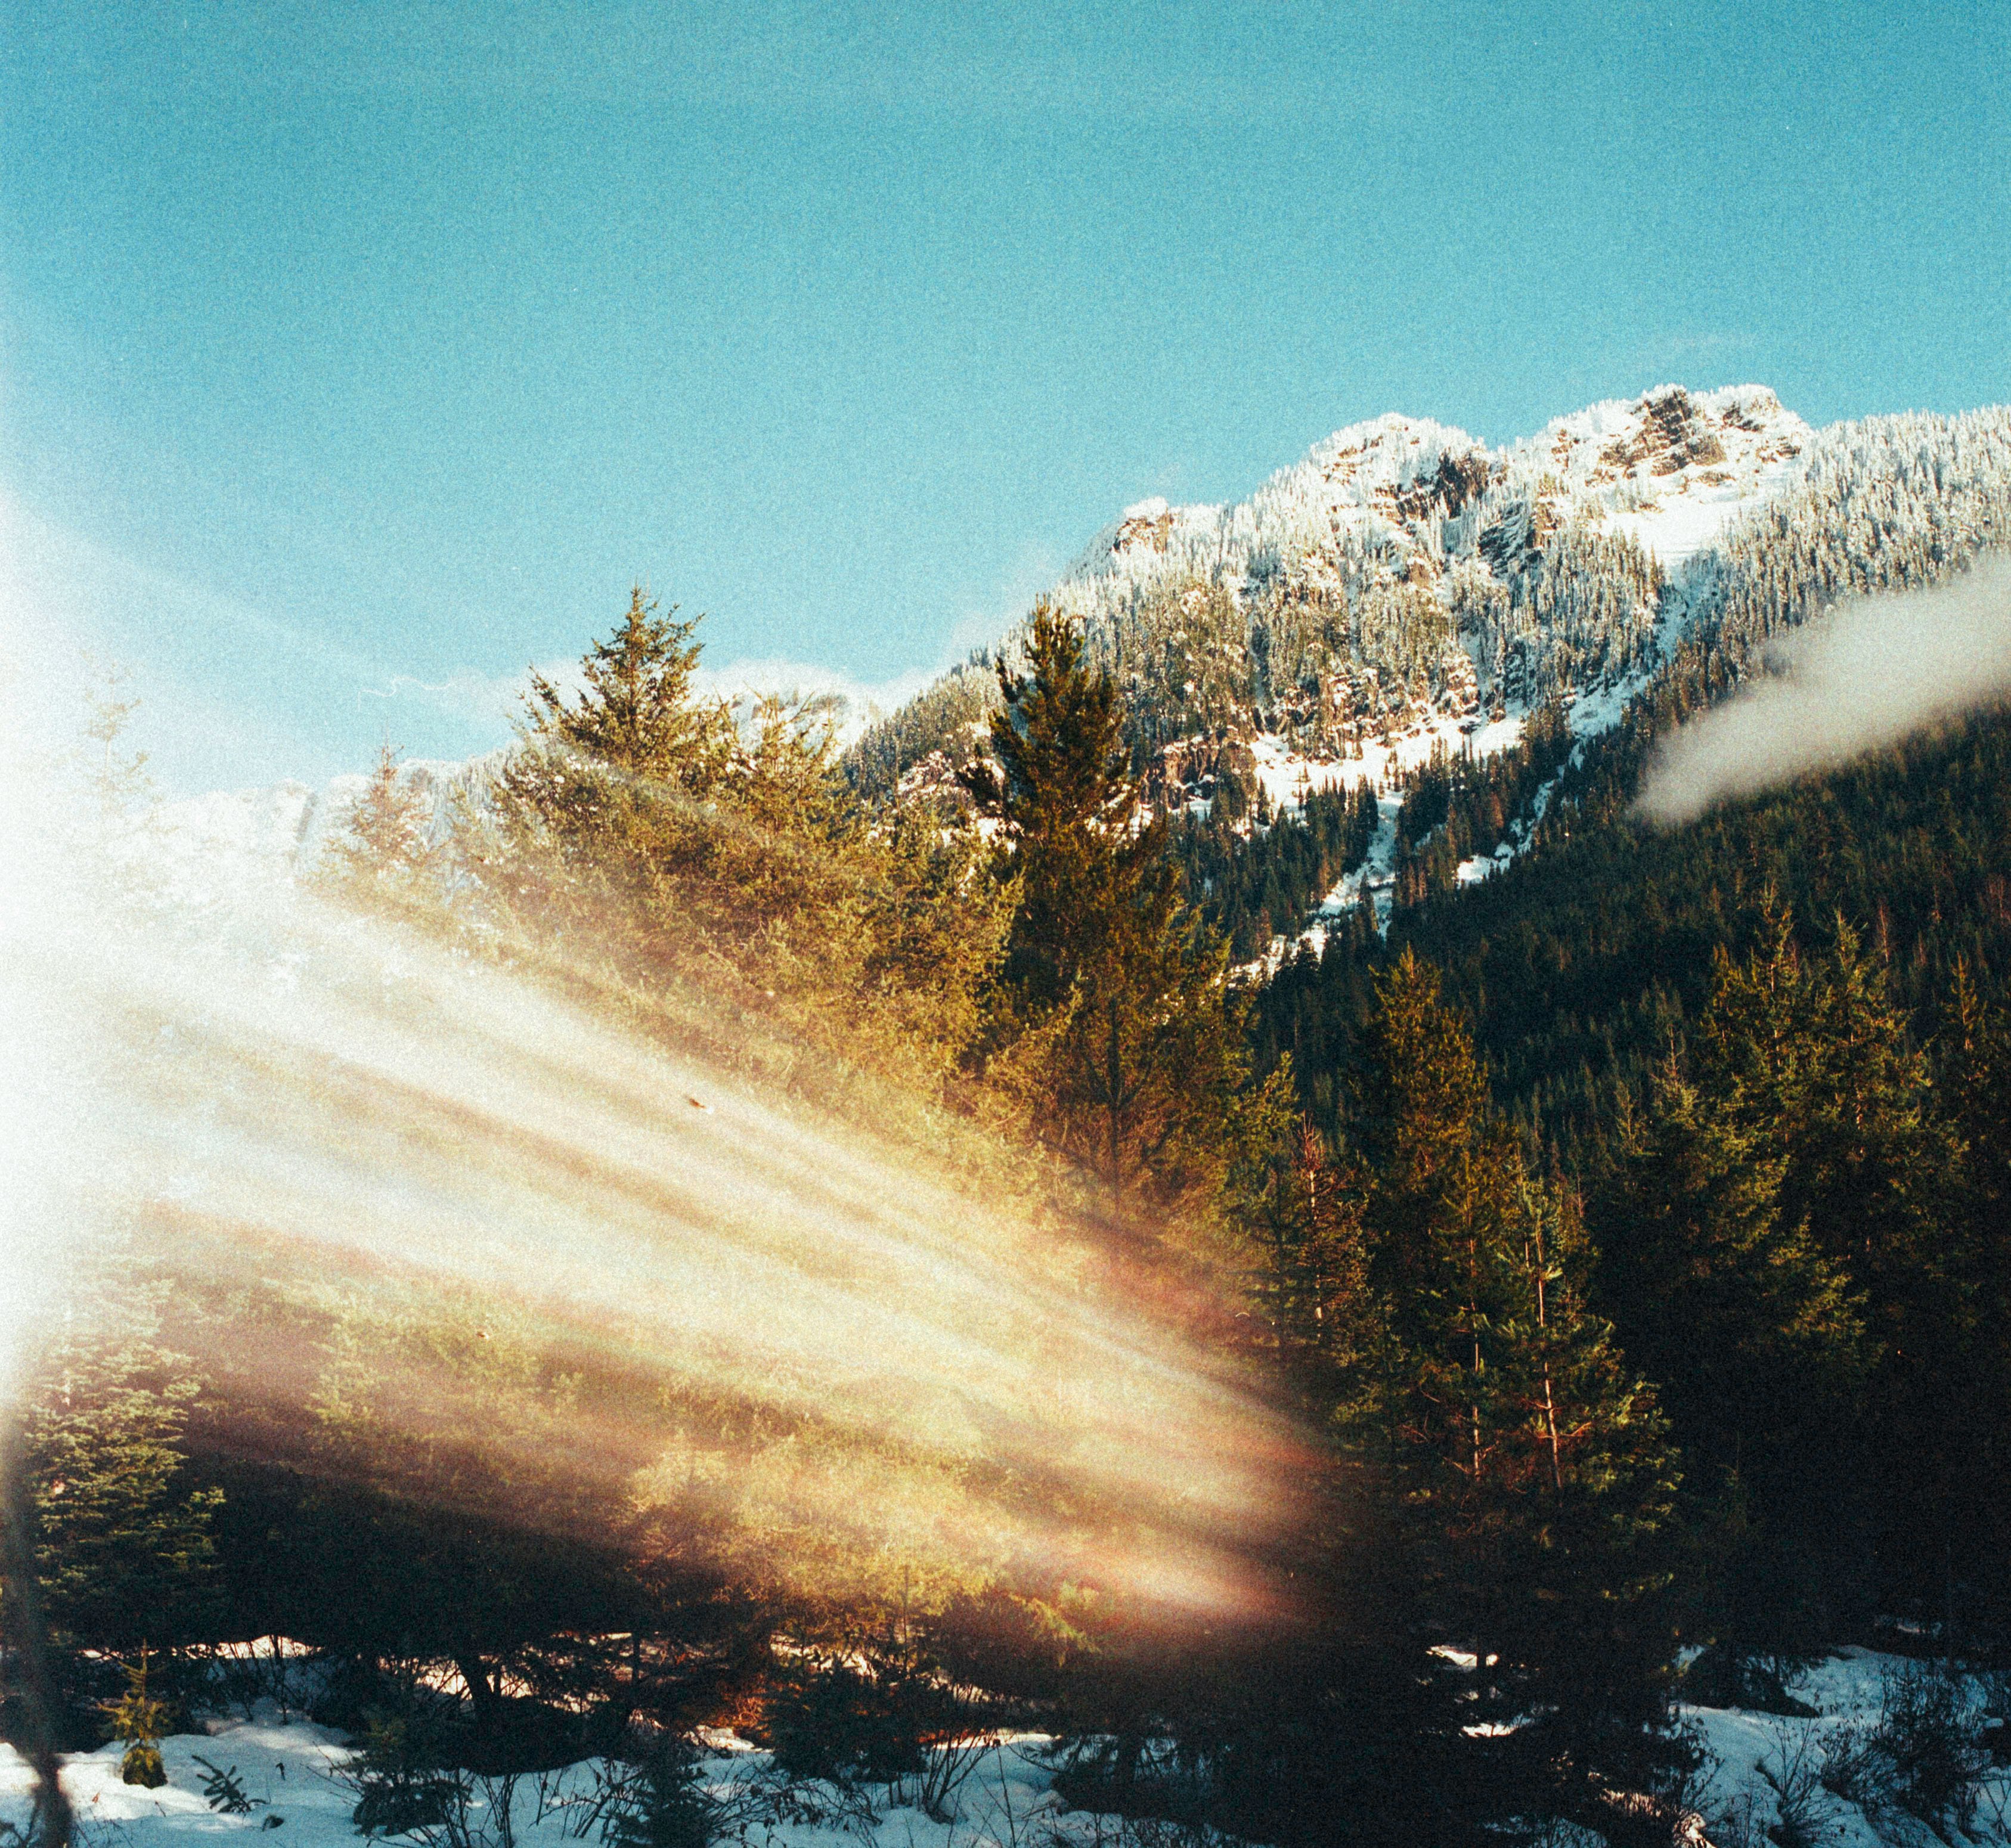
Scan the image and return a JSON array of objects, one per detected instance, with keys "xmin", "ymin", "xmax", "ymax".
[
  {"xmin": 486, "ymin": 590, "xmax": 1006, "ymax": 1086},
  {"xmin": 962, "ymin": 602, "xmax": 1135, "ymax": 1021},
  {"xmin": 330, "ymin": 742, "xmax": 432, "ymax": 892},
  {"xmin": 497, "ymin": 586, "xmax": 732, "ymax": 891},
  {"xmin": 1335, "ymin": 952, "xmax": 1682, "ymax": 1816},
  {"xmin": 1592, "ymin": 1063, "xmax": 1869, "ymax": 1654},
  {"xmin": 966, "ymin": 604, "xmax": 1248, "ymax": 1218},
  {"xmin": 520, "ymin": 586, "xmax": 729, "ymax": 784},
  {"xmin": 1688, "ymin": 900, "xmax": 1955, "ymax": 1629},
  {"xmin": 101, "ymin": 1649, "xmax": 171, "ymax": 1788},
  {"xmin": 19, "ymin": 1282, "xmax": 221, "ymax": 1652},
  {"xmin": 1938, "ymin": 963, "xmax": 2011, "ymax": 1630}
]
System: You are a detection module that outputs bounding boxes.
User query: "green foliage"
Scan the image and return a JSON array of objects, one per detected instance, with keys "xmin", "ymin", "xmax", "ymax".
[
  {"xmin": 20, "ymin": 1278, "xmax": 220, "ymax": 1652},
  {"xmin": 346, "ymin": 1703, "xmax": 468, "ymax": 1838},
  {"xmin": 1592, "ymin": 1061, "xmax": 1869, "ymax": 1651},
  {"xmin": 966, "ymin": 603, "xmax": 1251, "ymax": 1218},
  {"xmin": 102, "ymin": 1651, "xmax": 172, "ymax": 1788},
  {"xmin": 518, "ymin": 587, "xmax": 731, "ymax": 786},
  {"xmin": 1327, "ymin": 952, "xmax": 1682, "ymax": 1792},
  {"xmin": 1386, "ymin": 700, "xmax": 1572, "ymax": 910},
  {"xmin": 1258, "ymin": 669, "xmax": 2011, "ymax": 1653},
  {"xmin": 844, "ymin": 656, "xmax": 1000, "ymax": 805}
]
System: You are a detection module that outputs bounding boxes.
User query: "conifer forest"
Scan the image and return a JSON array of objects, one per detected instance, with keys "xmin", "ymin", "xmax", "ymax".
[{"xmin": 10, "ymin": 377, "xmax": 2011, "ymax": 1848}]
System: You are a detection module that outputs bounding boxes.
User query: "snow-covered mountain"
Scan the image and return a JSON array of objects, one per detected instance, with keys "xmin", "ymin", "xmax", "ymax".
[
  {"xmin": 1068, "ymin": 383, "xmax": 1809, "ymax": 596},
  {"xmin": 139, "ymin": 387, "xmax": 2011, "ymax": 945},
  {"xmin": 135, "ymin": 755, "xmax": 493, "ymax": 900},
  {"xmin": 852, "ymin": 386, "xmax": 2011, "ymax": 813}
]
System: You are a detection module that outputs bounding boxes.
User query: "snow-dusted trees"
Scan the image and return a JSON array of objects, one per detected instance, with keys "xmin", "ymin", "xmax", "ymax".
[{"xmin": 1697, "ymin": 409, "xmax": 2011, "ymax": 680}]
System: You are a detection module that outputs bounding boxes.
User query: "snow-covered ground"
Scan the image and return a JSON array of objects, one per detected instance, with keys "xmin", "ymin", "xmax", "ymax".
[
  {"xmin": 0, "ymin": 1717, "xmax": 1121, "ymax": 1848},
  {"xmin": 10, "ymin": 1650, "xmax": 2004, "ymax": 1848},
  {"xmin": 1678, "ymin": 1649, "xmax": 2011, "ymax": 1847}
]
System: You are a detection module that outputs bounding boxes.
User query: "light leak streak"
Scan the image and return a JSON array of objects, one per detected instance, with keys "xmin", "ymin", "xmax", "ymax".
[{"xmin": 3, "ymin": 795, "xmax": 1313, "ymax": 1623}]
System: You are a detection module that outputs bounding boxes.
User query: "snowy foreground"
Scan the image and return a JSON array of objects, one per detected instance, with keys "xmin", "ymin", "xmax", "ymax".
[
  {"xmin": 3, "ymin": 1720, "xmax": 1118, "ymax": 1848},
  {"xmin": 5, "ymin": 1651, "xmax": 2007, "ymax": 1848},
  {"xmin": 1678, "ymin": 1648, "xmax": 2011, "ymax": 1847}
]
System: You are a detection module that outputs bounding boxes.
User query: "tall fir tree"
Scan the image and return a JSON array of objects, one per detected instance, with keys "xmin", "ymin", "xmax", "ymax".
[
  {"xmin": 1592, "ymin": 1061, "xmax": 1870, "ymax": 1656},
  {"xmin": 486, "ymin": 588, "xmax": 1008, "ymax": 1089},
  {"xmin": 965, "ymin": 604, "xmax": 1248, "ymax": 1219},
  {"xmin": 1335, "ymin": 951, "xmax": 1682, "ymax": 1818}
]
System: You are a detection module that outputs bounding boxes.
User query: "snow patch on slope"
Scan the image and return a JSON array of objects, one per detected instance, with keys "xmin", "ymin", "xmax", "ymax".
[{"xmin": 137, "ymin": 756, "xmax": 494, "ymax": 904}]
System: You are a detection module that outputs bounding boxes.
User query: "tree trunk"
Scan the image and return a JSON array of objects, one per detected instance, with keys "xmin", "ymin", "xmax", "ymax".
[
  {"xmin": 456, "ymin": 1653, "xmax": 503, "ymax": 1739},
  {"xmin": 1, "ymin": 1419, "xmax": 74, "ymax": 1848},
  {"xmin": 1106, "ymin": 997, "xmax": 1125, "ymax": 1224}
]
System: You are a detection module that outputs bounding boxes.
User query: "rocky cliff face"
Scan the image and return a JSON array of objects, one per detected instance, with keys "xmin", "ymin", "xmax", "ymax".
[
  {"xmin": 855, "ymin": 387, "xmax": 2011, "ymax": 817},
  {"xmin": 1027, "ymin": 386, "xmax": 1815, "ymax": 777}
]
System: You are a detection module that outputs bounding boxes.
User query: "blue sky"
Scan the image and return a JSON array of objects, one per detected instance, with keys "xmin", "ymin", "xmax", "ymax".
[{"xmin": 5, "ymin": 1, "xmax": 2007, "ymax": 790}]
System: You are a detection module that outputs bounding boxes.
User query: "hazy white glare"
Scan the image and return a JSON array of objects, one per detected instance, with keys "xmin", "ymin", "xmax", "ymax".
[
  {"xmin": 1635, "ymin": 553, "xmax": 2011, "ymax": 826},
  {"xmin": 0, "ymin": 708, "xmax": 1308, "ymax": 1619}
]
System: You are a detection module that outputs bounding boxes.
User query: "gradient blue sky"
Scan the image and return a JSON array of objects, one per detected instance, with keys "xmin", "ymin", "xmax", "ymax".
[{"xmin": 5, "ymin": 1, "xmax": 2007, "ymax": 790}]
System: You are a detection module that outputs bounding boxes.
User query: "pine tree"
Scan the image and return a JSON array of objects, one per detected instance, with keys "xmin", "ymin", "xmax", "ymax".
[
  {"xmin": 21, "ymin": 1282, "xmax": 221, "ymax": 1653},
  {"xmin": 330, "ymin": 742, "xmax": 431, "ymax": 891},
  {"xmin": 1677, "ymin": 899, "xmax": 1954, "ymax": 1635},
  {"xmin": 1237, "ymin": 1109, "xmax": 1375, "ymax": 1372},
  {"xmin": 521, "ymin": 585, "xmax": 727, "ymax": 783},
  {"xmin": 1939, "ymin": 962, "xmax": 2011, "ymax": 1630},
  {"xmin": 605, "ymin": 1738, "xmax": 717, "ymax": 1848},
  {"xmin": 962, "ymin": 602, "xmax": 1135, "ymax": 1019},
  {"xmin": 966, "ymin": 604, "xmax": 1247, "ymax": 1218},
  {"xmin": 1337, "ymin": 951, "xmax": 1682, "ymax": 1813},
  {"xmin": 486, "ymin": 590, "xmax": 1006, "ymax": 1089},
  {"xmin": 497, "ymin": 585, "xmax": 735, "ymax": 892}
]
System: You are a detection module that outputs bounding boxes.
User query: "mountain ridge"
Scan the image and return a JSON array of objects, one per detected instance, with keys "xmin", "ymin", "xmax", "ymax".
[{"xmin": 850, "ymin": 386, "xmax": 2010, "ymax": 817}]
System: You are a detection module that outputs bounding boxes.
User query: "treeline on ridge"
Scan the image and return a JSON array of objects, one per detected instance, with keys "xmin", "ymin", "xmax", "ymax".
[{"xmin": 14, "ymin": 572, "xmax": 2011, "ymax": 1848}]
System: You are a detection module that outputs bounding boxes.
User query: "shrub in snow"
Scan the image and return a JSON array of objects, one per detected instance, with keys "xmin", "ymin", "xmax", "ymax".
[
  {"xmin": 600, "ymin": 1738, "xmax": 718, "ymax": 1848},
  {"xmin": 341, "ymin": 1703, "xmax": 479, "ymax": 1844},
  {"xmin": 1747, "ymin": 1719, "xmax": 1824, "ymax": 1848},
  {"xmin": 101, "ymin": 1651, "xmax": 171, "ymax": 1789},
  {"xmin": 761, "ymin": 1645, "xmax": 935, "ymax": 1791},
  {"xmin": 1819, "ymin": 1660, "xmax": 1991, "ymax": 1840}
]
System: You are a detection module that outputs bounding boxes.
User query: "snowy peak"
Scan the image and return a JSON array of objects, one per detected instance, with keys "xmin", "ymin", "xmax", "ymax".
[
  {"xmin": 1065, "ymin": 387, "xmax": 1813, "ymax": 610},
  {"xmin": 1077, "ymin": 494, "xmax": 1223, "ymax": 576},
  {"xmin": 1290, "ymin": 413, "xmax": 1491, "ymax": 528},
  {"xmin": 1517, "ymin": 384, "xmax": 1811, "ymax": 568}
]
